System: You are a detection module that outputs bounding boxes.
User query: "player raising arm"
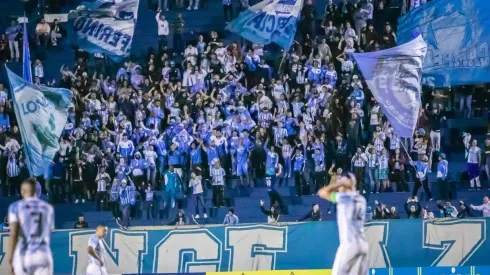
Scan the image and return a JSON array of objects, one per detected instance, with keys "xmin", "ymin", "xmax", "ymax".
[
  {"xmin": 87, "ymin": 225, "xmax": 109, "ymax": 275},
  {"xmin": 318, "ymin": 173, "xmax": 369, "ymax": 275},
  {"xmin": 8, "ymin": 178, "xmax": 55, "ymax": 275}
]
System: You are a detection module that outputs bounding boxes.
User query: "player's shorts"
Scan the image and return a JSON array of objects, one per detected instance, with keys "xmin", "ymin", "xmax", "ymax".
[
  {"xmin": 236, "ymin": 162, "xmax": 248, "ymax": 176},
  {"xmin": 332, "ymin": 240, "xmax": 369, "ymax": 275},
  {"xmin": 86, "ymin": 263, "xmax": 108, "ymax": 275},
  {"xmin": 13, "ymin": 251, "xmax": 53, "ymax": 275}
]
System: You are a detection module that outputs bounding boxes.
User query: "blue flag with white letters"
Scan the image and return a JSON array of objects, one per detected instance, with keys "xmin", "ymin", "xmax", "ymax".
[
  {"xmin": 225, "ymin": 0, "xmax": 303, "ymax": 49},
  {"xmin": 6, "ymin": 66, "xmax": 73, "ymax": 176},
  {"xmin": 397, "ymin": 0, "xmax": 490, "ymax": 87},
  {"xmin": 67, "ymin": 0, "xmax": 139, "ymax": 62},
  {"xmin": 352, "ymin": 35, "xmax": 427, "ymax": 138}
]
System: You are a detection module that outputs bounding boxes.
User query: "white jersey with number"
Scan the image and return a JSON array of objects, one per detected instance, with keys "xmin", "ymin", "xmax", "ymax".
[
  {"xmin": 332, "ymin": 192, "xmax": 369, "ymax": 275},
  {"xmin": 8, "ymin": 197, "xmax": 54, "ymax": 275}
]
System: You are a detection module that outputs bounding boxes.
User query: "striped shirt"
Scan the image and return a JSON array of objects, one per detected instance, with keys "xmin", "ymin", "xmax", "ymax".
[
  {"xmin": 7, "ymin": 158, "xmax": 22, "ymax": 177},
  {"xmin": 119, "ymin": 184, "xmax": 134, "ymax": 205},
  {"xmin": 389, "ymin": 132, "xmax": 401, "ymax": 150},
  {"xmin": 258, "ymin": 112, "xmax": 273, "ymax": 128},
  {"xmin": 353, "ymin": 153, "xmax": 367, "ymax": 167},
  {"xmin": 467, "ymin": 146, "xmax": 481, "ymax": 164},
  {"xmin": 210, "ymin": 167, "xmax": 226, "ymax": 186},
  {"xmin": 367, "ymin": 153, "xmax": 377, "ymax": 168},
  {"xmin": 373, "ymin": 132, "xmax": 386, "ymax": 152},
  {"xmin": 273, "ymin": 127, "xmax": 288, "ymax": 146},
  {"xmin": 282, "ymin": 144, "xmax": 293, "ymax": 158},
  {"xmin": 8, "ymin": 197, "xmax": 54, "ymax": 256},
  {"xmin": 95, "ymin": 172, "xmax": 111, "ymax": 192}
]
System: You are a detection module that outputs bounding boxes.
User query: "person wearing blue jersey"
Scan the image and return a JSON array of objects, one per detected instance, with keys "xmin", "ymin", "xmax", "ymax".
[
  {"xmin": 234, "ymin": 138, "xmax": 250, "ymax": 189},
  {"xmin": 264, "ymin": 139, "xmax": 279, "ymax": 187},
  {"xmin": 313, "ymin": 148, "xmax": 326, "ymax": 194},
  {"xmin": 189, "ymin": 141, "xmax": 203, "ymax": 171},
  {"xmin": 117, "ymin": 134, "xmax": 135, "ymax": 161},
  {"xmin": 200, "ymin": 138, "xmax": 219, "ymax": 169},
  {"xmin": 292, "ymin": 148, "xmax": 306, "ymax": 196},
  {"xmin": 437, "ymin": 153, "xmax": 449, "ymax": 200},
  {"xmin": 130, "ymin": 152, "xmax": 149, "ymax": 188},
  {"xmin": 8, "ymin": 178, "xmax": 55, "ymax": 275},
  {"xmin": 282, "ymin": 138, "xmax": 293, "ymax": 178},
  {"xmin": 410, "ymin": 155, "xmax": 433, "ymax": 201},
  {"xmin": 168, "ymin": 144, "xmax": 184, "ymax": 178},
  {"xmin": 164, "ymin": 165, "xmax": 185, "ymax": 209}
]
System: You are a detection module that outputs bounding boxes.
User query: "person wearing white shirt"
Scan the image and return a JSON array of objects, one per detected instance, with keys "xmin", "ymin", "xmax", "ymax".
[
  {"xmin": 155, "ymin": 13, "xmax": 169, "ymax": 51},
  {"xmin": 34, "ymin": 59, "xmax": 44, "ymax": 83},
  {"xmin": 184, "ymin": 44, "xmax": 198, "ymax": 66},
  {"xmin": 470, "ymin": 196, "xmax": 490, "ymax": 217},
  {"xmin": 344, "ymin": 22, "xmax": 358, "ymax": 43},
  {"xmin": 467, "ymin": 139, "xmax": 481, "ymax": 190}
]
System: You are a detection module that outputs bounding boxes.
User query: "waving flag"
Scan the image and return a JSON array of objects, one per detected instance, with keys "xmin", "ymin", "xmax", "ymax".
[
  {"xmin": 225, "ymin": 0, "xmax": 303, "ymax": 49},
  {"xmin": 22, "ymin": 17, "xmax": 32, "ymax": 82},
  {"xmin": 352, "ymin": 35, "xmax": 427, "ymax": 138},
  {"xmin": 67, "ymin": 0, "xmax": 139, "ymax": 62},
  {"xmin": 398, "ymin": 0, "xmax": 490, "ymax": 87},
  {"xmin": 6, "ymin": 66, "xmax": 73, "ymax": 176}
]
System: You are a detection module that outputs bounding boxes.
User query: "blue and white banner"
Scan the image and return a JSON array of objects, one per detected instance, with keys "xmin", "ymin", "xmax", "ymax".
[
  {"xmin": 68, "ymin": 0, "xmax": 139, "ymax": 62},
  {"xmin": 6, "ymin": 67, "xmax": 73, "ymax": 176},
  {"xmin": 1, "ymin": 220, "xmax": 490, "ymax": 274},
  {"xmin": 225, "ymin": 0, "xmax": 303, "ymax": 49},
  {"xmin": 353, "ymin": 35, "xmax": 427, "ymax": 138},
  {"xmin": 397, "ymin": 0, "xmax": 490, "ymax": 87},
  {"xmin": 22, "ymin": 19, "xmax": 32, "ymax": 83}
]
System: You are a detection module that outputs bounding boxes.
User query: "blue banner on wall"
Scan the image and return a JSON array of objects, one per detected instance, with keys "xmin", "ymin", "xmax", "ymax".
[
  {"xmin": 0, "ymin": 219, "xmax": 489, "ymax": 274},
  {"xmin": 67, "ymin": 0, "xmax": 139, "ymax": 62},
  {"xmin": 397, "ymin": 0, "xmax": 490, "ymax": 87}
]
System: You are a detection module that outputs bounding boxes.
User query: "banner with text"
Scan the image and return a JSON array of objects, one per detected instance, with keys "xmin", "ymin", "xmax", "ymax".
[
  {"xmin": 68, "ymin": 0, "xmax": 139, "ymax": 62},
  {"xmin": 225, "ymin": 0, "xmax": 303, "ymax": 49},
  {"xmin": 397, "ymin": 0, "xmax": 490, "ymax": 87},
  {"xmin": 0, "ymin": 220, "xmax": 489, "ymax": 274}
]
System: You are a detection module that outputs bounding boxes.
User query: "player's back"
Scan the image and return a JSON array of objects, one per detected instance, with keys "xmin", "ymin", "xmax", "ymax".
[
  {"xmin": 8, "ymin": 197, "xmax": 55, "ymax": 255},
  {"xmin": 336, "ymin": 192, "xmax": 367, "ymax": 245}
]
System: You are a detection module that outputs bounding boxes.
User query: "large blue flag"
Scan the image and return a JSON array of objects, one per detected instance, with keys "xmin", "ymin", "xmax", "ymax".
[
  {"xmin": 225, "ymin": 0, "xmax": 303, "ymax": 49},
  {"xmin": 22, "ymin": 19, "xmax": 32, "ymax": 83},
  {"xmin": 6, "ymin": 66, "xmax": 73, "ymax": 176},
  {"xmin": 352, "ymin": 35, "xmax": 427, "ymax": 138},
  {"xmin": 67, "ymin": 0, "xmax": 139, "ymax": 62},
  {"xmin": 397, "ymin": 0, "xmax": 490, "ymax": 87}
]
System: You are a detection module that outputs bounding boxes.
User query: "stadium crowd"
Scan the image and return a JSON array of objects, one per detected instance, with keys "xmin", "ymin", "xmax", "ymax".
[{"xmin": 1, "ymin": 0, "xmax": 490, "ymax": 229}]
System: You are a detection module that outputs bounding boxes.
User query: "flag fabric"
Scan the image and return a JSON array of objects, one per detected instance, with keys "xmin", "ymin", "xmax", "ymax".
[
  {"xmin": 225, "ymin": 0, "xmax": 303, "ymax": 49},
  {"xmin": 352, "ymin": 35, "xmax": 427, "ymax": 138},
  {"xmin": 67, "ymin": 0, "xmax": 139, "ymax": 62},
  {"xmin": 397, "ymin": 0, "xmax": 490, "ymax": 87},
  {"xmin": 6, "ymin": 66, "xmax": 73, "ymax": 176},
  {"xmin": 22, "ymin": 19, "xmax": 32, "ymax": 83}
]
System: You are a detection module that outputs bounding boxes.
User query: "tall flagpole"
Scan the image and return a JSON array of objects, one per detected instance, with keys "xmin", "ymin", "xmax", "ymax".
[{"xmin": 22, "ymin": 13, "xmax": 32, "ymax": 83}]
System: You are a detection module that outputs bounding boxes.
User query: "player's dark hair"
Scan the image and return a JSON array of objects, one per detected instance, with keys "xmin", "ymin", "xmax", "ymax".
[{"xmin": 22, "ymin": 177, "xmax": 37, "ymax": 194}]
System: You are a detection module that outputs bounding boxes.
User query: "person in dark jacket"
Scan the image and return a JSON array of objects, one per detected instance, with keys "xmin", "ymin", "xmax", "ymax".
[
  {"xmin": 457, "ymin": 201, "xmax": 473, "ymax": 218},
  {"xmin": 404, "ymin": 197, "xmax": 421, "ymax": 219},
  {"xmin": 74, "ymin": 215, "xmax": 89, "ymax": 229},
  {"xmin": 260, "ymin": 200, "xmax": 280, "ymax": 223},
  {"xmin": 50, "ymin": 156, "xmax": 67, "ymax": 203},
  {"xmin": 297, "ymin": 204, "xmax": 322, "ymax": 222},
  {"xmin": 168, "ymin": 210, "xmax": 187, "ymax": 226}
]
